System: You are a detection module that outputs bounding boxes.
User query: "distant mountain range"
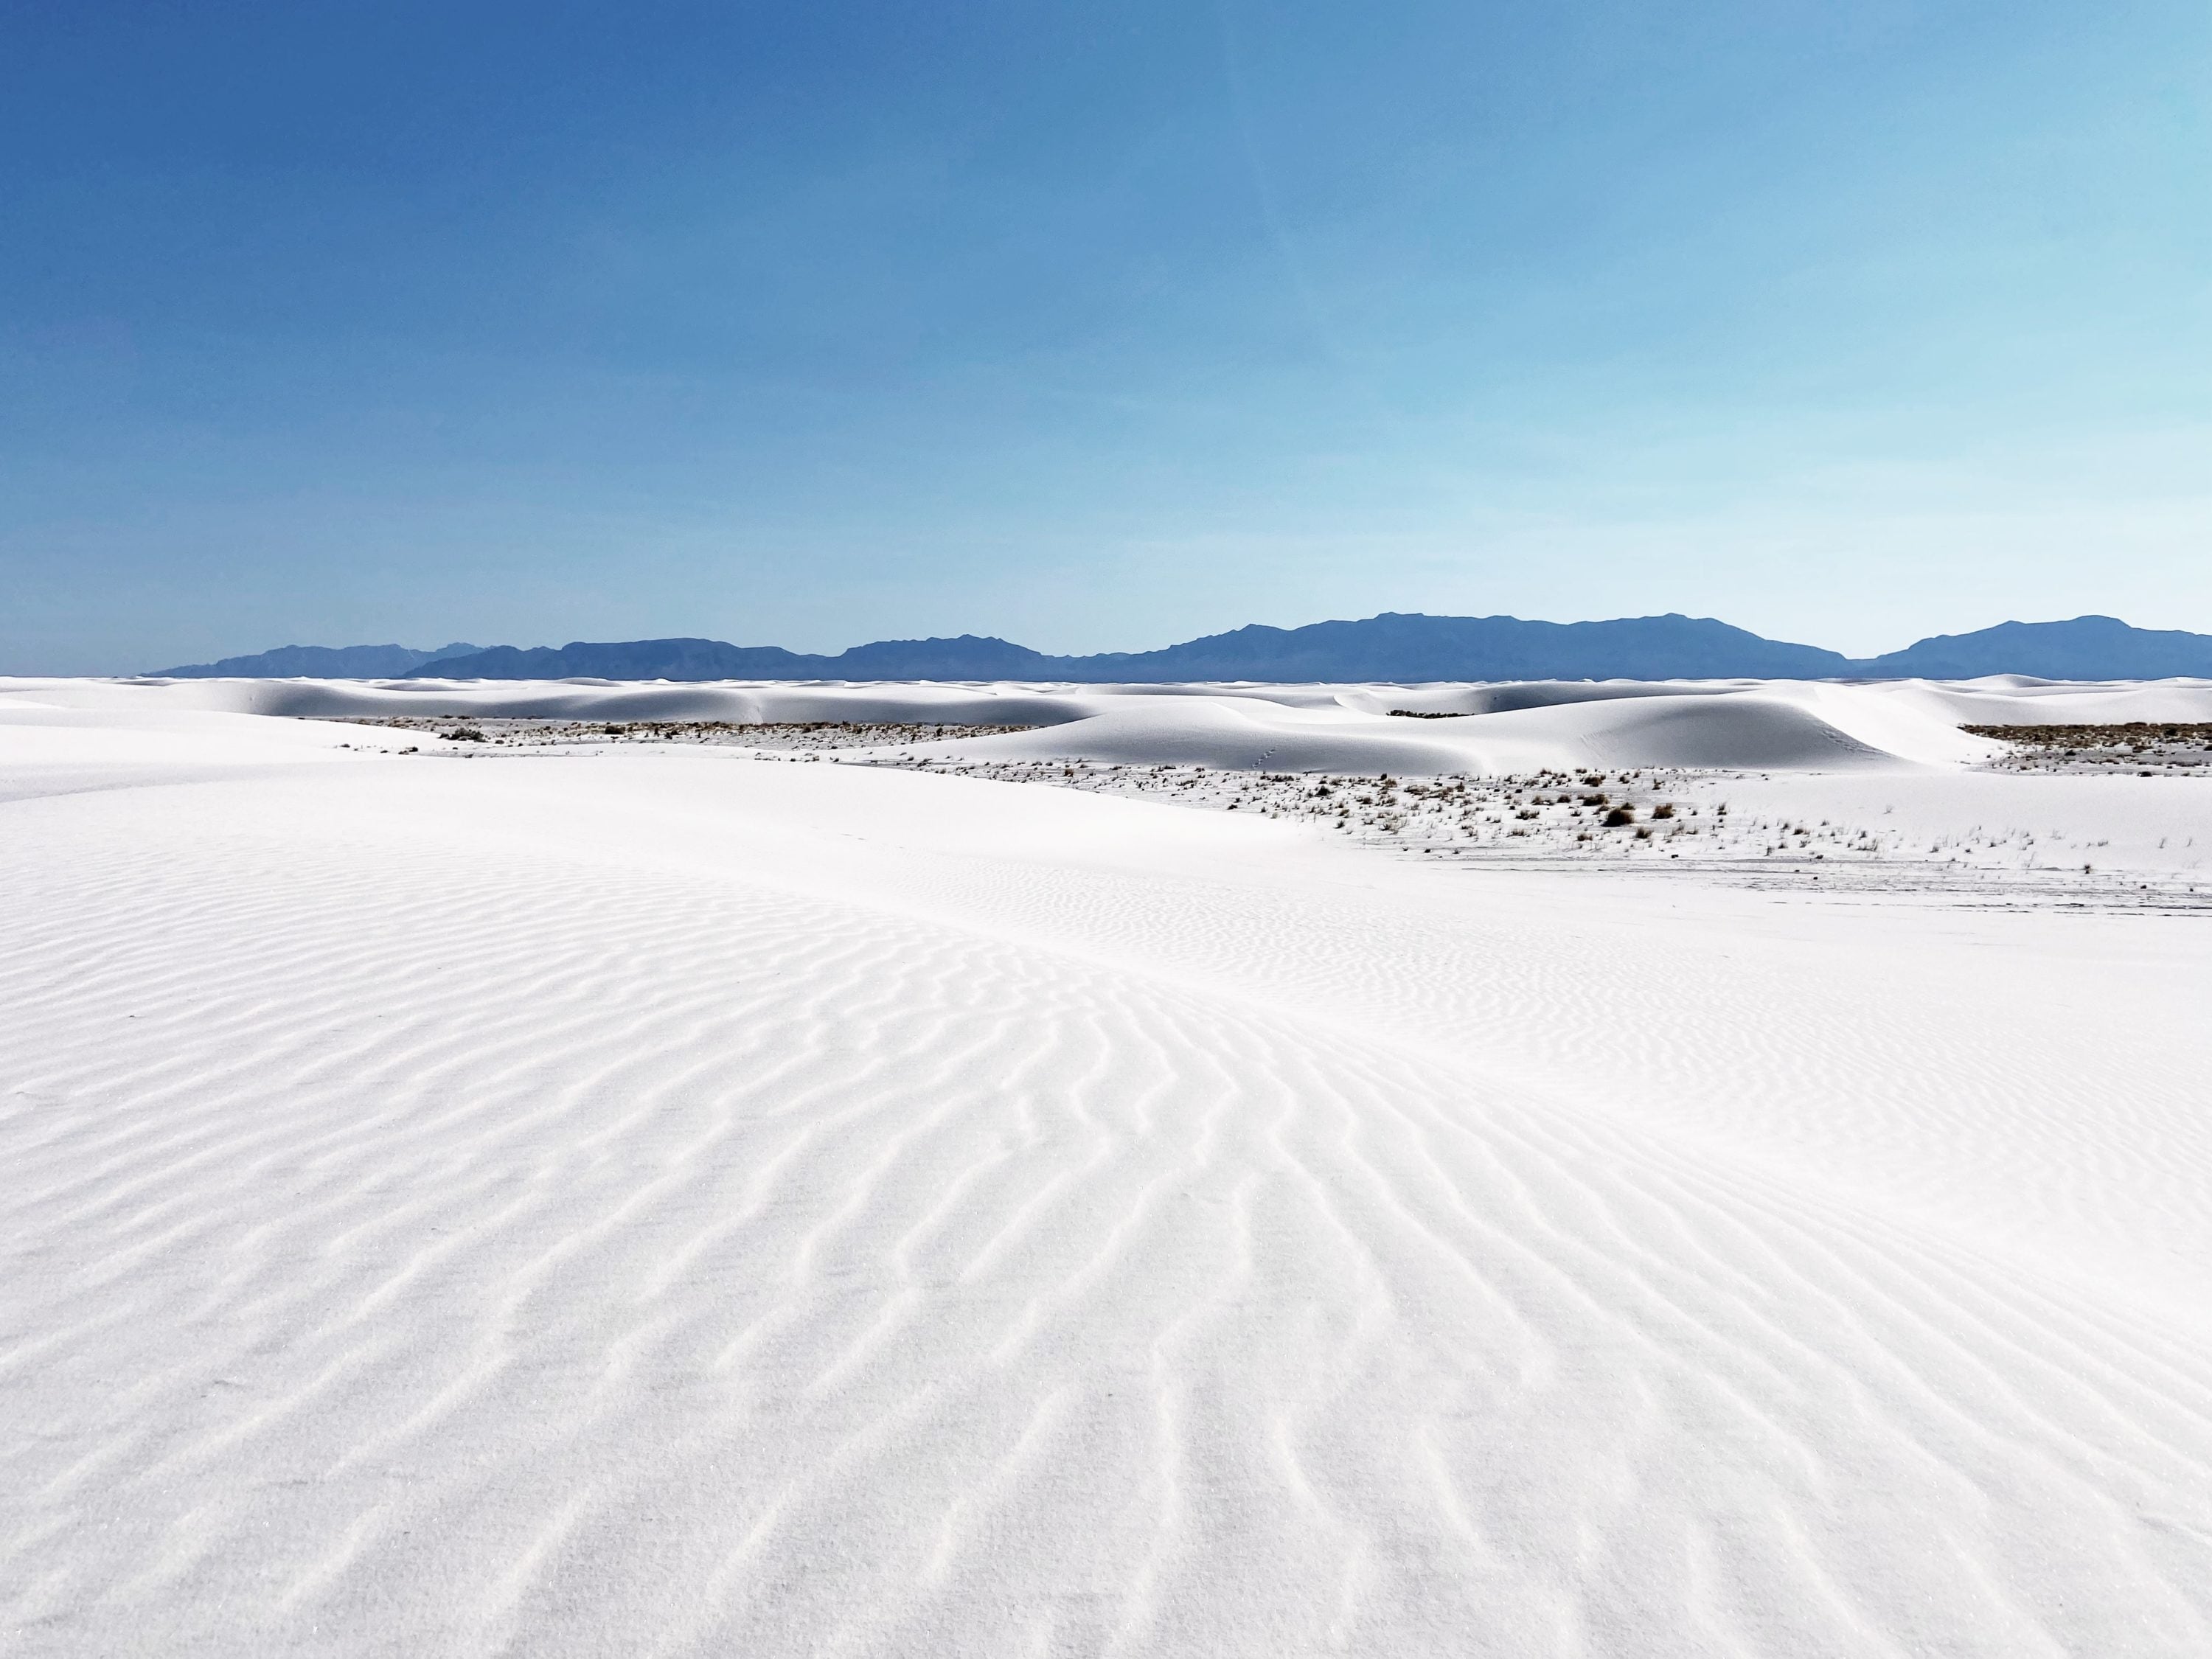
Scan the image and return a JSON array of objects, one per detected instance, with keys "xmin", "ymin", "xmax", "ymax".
[
  {"xmin": 158, "ymin": 641, "xmax": 485, "ymax": 678},
  {"xmin": 150, "ymin": 614, "xmax": 2212, "ymax": 684}
]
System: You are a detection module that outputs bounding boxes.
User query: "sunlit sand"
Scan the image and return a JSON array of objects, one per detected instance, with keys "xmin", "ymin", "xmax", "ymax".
[{"xmin": 4, "ymin": 674, "xmax": 2209, "ymax": 1655}]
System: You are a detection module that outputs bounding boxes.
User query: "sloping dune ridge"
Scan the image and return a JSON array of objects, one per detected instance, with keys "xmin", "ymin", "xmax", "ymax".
[
  {"xmin": 64, "ymin": 666, "xmax": 2212, "ymax": 770},
  {"xmin": 3, "ymin": 675, "xmax": 2210, "ymax": 1657}
]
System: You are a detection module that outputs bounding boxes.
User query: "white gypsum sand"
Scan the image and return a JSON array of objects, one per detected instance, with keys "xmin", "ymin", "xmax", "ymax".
[{"xmin": 2, "ymin": 673, "xmax": 2210, "ymax": 1657}]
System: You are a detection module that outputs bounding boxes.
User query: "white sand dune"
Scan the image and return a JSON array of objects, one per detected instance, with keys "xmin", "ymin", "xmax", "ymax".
[
  {"xmin": 893, "ymin": 677, "xmax": 2203, "ymax": 774},
  {"xmin": 3, "ymin": 681, "xmax": 2210, "ymax": 1656},
  {"xmin": 921, "ymin": 688, "xmax": 1945, "ymax": 774},
  {"xmin": 55, "ymin": 669, "xmax": 2212, "ymax": 773}
]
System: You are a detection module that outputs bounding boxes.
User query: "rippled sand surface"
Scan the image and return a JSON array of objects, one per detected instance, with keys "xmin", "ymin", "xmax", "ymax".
[{"xmin": 4, "ymin": 686, "xmax": 2210, "ymax": 1656}]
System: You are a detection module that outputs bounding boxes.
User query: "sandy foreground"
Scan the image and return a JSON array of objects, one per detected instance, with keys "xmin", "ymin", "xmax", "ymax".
[{"xmin": 3, "ymin": 677, "xmax": 2211, "ymax": 1656}]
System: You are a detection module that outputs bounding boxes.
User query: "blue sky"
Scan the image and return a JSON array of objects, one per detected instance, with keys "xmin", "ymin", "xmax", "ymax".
[{"xmin": 3, "ymin": 1, "xmax": 2206, "ymax": 672}]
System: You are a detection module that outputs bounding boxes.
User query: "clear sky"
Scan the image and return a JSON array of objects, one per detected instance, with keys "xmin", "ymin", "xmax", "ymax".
[{"xmin": 4, "ymin": 1, "xmax": 2206, "ymax": 672}]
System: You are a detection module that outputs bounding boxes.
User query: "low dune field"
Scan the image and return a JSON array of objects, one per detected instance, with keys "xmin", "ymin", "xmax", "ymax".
[{"xmin": 4, "ymin": 673, "xmax": 2211, "ymax": 1656}]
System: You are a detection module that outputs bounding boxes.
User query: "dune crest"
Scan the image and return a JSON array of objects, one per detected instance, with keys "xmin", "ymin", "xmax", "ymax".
[{"xmin": 59, "ymin": 672, "xmax": 2212, "ymax": 773}]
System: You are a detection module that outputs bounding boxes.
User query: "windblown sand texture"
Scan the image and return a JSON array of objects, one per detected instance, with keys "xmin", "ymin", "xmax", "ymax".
[{"xmin": 4, "ymin": 674, "xmax": 2210, "ymax": 1656}]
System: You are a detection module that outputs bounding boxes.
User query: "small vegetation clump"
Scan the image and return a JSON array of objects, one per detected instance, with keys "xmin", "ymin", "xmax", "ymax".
[
  {"xmin": 346, "ymin": 717, "xmax": 1039, "ymax": 751},
  {"xmin": 1603, "ymin": 805, "xmax": 1636, "ymax": 827},
  {"xmin": 1963, "ymin": 723, "xmax": 2212, "ymax": 773}
]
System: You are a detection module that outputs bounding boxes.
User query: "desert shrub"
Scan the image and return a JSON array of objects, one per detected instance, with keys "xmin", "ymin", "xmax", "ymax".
[
  {"xmin": 441, "ymin": 727, "xmax": 487, "ymax": 742},
  {"xmin": 1652, "ymin": 801, "xmax": 1675, "ymax": 819},
  {"xmin": 1604, "ymin": 805, "xmax": 1635, "ymax": 827}
]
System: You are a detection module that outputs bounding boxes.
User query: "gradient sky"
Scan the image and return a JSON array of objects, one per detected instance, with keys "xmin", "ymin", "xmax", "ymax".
[{"xmin": 4, "ymin": 1, "xmax": 2206, "ymax": 672}]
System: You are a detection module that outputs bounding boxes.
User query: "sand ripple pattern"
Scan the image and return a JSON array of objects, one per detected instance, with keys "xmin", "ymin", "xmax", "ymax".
[{"xmin": 3, "ymin": 779, "xmax": 2210, "ymax": 1657}]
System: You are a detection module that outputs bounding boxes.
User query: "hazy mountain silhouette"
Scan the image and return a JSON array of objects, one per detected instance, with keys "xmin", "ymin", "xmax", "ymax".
[
  {"xmin": 1851, "ymin": 616, "xmax": 2212, "ymax": 680},
  {"xmin": 405, "ymin": 615, "xmax": 1848, "ymax": 682},
  {"xmin": 155, "ymin": 642, "xmax": 484, "ymax": 678},
  {"xmin": 153, "ymin": 613, "xmax": 2212, "ymax": 683},
  {"xmin": 1064, "ymin": 613, "xmax": 1848, "ymax": 681}
]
